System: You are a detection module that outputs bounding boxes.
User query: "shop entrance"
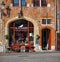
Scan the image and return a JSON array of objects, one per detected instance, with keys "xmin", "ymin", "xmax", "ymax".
[
  {"xmin": 42, "ymin": 29, "xmax": 51, "ymax": 50},
  {"xmin": 8, "ymin": 19, "xmax": 34, "ymax": 51}
]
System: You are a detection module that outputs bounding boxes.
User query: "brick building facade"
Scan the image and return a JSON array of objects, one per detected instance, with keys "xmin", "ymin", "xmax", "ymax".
[{"xmin": 0, "ymin": 0, "xmax": 56, "ymax": 52}]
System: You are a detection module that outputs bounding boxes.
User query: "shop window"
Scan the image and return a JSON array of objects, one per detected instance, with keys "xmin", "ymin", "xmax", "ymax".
[
  {"xmin": 42, "ymin": 19, "xmax": 51, "ymax": 24},
  {"xmin": 13, "ymin": 0, "xmax": 26, "ymax": 6},
  {"xmin": 41, "ymin": 0, "xmax": 47, "ymax": 6},
  {"xmin": 9, "ymin": 19, "xmax": 34, "ymax": 47},
  {"xmin": 33, "ymin": 0, "xmax": 40, "ymax": 6}
]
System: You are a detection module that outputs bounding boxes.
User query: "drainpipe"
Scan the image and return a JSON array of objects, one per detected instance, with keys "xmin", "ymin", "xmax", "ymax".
[
  {"xmin": 56, "ymin": 0, "xmax": 57, "ymax": 31},
  {"xmin": 19, "ymin": 0, "xmax": 23, "ymax": 18},
  {"xmin": 55, "ymin": 0, "xmax": 57, "ymax": 50}
]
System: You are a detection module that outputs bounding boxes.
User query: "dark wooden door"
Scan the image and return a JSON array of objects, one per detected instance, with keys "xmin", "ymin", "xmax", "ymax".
[
  {"xmin": 42, "ymin": 29, "xmax": 51, "ymax": 50},
  {"xmin": 56, "ymin": 33, "xmax": 60, "ymax": 51}
]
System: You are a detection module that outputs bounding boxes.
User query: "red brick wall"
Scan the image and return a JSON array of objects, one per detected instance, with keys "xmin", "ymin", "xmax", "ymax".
[{"xmin": 3, "ymin": 0, "xmax": 55, "ymax": 26}]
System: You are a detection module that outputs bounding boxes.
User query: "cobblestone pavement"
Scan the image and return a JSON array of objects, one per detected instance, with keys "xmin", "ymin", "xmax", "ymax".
[{"xmin": 0, "ymin": 51, "xmax": 60, "ymax": 62}]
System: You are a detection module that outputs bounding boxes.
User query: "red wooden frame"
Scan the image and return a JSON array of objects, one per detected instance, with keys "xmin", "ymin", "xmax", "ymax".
[{"xmin": 9, "ymin": 20, "xmax": 34, "ymax": 51}]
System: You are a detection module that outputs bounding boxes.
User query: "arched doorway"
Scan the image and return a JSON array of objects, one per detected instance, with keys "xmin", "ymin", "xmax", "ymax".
[
  {"xmin": 42, "ymin": 28, "xmax": 51, "ymax": 50},
  {"xmin": 8, "ymin": 19, "xmax": 34, "ymax": 50}
]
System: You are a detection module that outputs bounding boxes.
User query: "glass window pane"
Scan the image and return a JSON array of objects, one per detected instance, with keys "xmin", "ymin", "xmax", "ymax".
[
  {"xmin": 47, "ymin": 19, "xmax": 51, "ymax": 24},
  {"xmin": 42, "ymin": 19, "xmax": 46, "ymax": 24},
  {"xmin": 33, "ymin": 0, "xmax": 40, "ymax": 6},
  {"xmin": 41, "ymin": 0, "xmax": 47, "ymax": 6},
  {"xmin": 15, "ymin": 19, "xmax": 28, "ymax": 27},
  {"xmin": 22, "ymin": 0, "xmax": 26, "ymax": 6},
  {"xmin": 13, "ymin": 0, "xmax": 19, "ymax": 6}
]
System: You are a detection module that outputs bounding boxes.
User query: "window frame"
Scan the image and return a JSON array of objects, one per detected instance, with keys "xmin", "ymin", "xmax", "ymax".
[
  {"xmin": 41, "ymin": 0, "xmax": 47, "ymax": 7},
  {"xmin": 33, "ymin": 0, "xmax": 40, "ymax": 7},
  {"xmin": 47, "ymin": 19, "xmax": 51, "ymax": 24},
  {"xmin": 13, "ymin": 0, "xmax": 26, "ymax": 6},
  {"xmin": 13, "ymin": 0, "xmax": 19, "ymax": 6},
  {"xmin": 32, "ymin": 0, "xmax": 47, "ymax": 7},
  {"xmin": 42, "ymin": 19, "xmax": 46, "ymax": 24},
  {"xmin": 42, "ymin": 18, "xmax": 51, "ymax": 25}
]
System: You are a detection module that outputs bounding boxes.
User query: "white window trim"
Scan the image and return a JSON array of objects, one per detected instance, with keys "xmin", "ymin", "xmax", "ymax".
[
  {"xmin": 40, "ymin": 0, "xmax": 41, "ymax": 7},
  {"xmin": 19, "ymin": 0, "xmax": 21, "ymax": 7}
]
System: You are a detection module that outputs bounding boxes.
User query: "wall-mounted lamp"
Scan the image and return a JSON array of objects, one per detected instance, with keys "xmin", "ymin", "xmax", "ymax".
[
  {"xmin": 1, "ymin": 1, "xmax": 11, "ymax": 18},
  {"xmin": 6, "ymin": 6, "xmax": 11, "ymax": 17},
  {"xmin": 1, "ymin": 1, "xmax": 5, "ymax": 18}
]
